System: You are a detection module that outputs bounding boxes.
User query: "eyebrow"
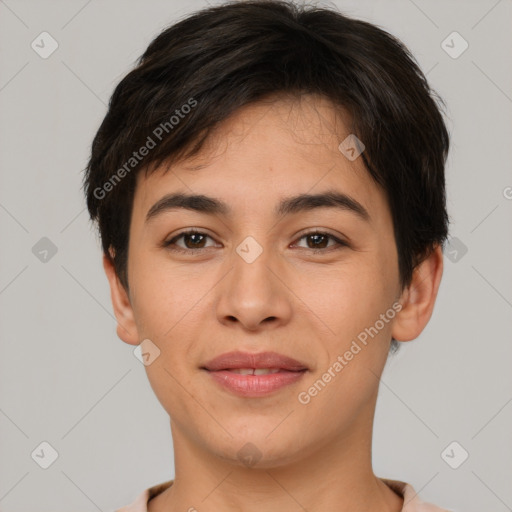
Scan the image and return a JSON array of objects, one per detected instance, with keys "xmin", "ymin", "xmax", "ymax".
[{"xmin": 145, "ymin": 190, "xmax": 370, "ymax": 223}]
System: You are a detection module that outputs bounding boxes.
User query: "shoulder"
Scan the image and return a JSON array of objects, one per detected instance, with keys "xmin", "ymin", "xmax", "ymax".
[
  {"xmin": 382, "ymin": 478, "xmax": 454, "ymax": 512},
  {"xmin": 115, "ymin": 480, "xmax": 174, "ymax": 512}
]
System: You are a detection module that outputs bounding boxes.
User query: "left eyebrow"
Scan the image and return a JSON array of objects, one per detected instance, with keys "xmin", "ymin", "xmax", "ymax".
[
  {"xmin": 276, "ymin": 190, "xmax": 370, "ymax": 221},
  {"xmin": 145, "ymin": 189, "xmax": 370, "ymax": 224}
]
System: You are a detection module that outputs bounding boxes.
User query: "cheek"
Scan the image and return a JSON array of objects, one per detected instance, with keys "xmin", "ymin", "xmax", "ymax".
[
  {"xmin": 129, "ymin": 261, "xmax": 205, "ymax": 417},
  {"xmin": 129, "ymin": 251, "xmax": 208, "ymax": 339},
  {"xmin": 299, "ymin": 256, "xmax": 395, "ymax": 339},
  {"xmin": 128, "ymin": 251, "xmax": 214, "ymax": 379},
  {"xmin": 294, "ymin": 266, "xmax": 395, "ymax": 422}
]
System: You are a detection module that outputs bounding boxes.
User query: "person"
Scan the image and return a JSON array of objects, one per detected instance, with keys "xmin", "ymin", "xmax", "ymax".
[{"xmin": 83, "ymin": 1, "xmax": 452, "ymax": 510}]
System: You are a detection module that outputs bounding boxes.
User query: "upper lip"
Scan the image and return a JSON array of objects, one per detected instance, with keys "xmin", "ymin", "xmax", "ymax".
[{"xmin": 202, "ymin": 351, "xmax": 308, "ymax": 372}]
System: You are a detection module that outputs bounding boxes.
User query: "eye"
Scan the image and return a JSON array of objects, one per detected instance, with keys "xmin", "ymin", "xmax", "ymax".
[
  {"xmin": 162, "ymin": 229, "xmax": 218, "ymax": 254},
  {"xmin": 162, "ymin": 229, "xmax": 348, "ymax": 254},
  {"xmin": 293, "ymin": 231, "xmax": 348, "ymax": 252}
]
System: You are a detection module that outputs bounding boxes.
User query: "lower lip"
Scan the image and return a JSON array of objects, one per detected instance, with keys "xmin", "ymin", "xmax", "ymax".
[{"xmin": 205, "ymin": 369, "xmax": 306, "ymax": 397}]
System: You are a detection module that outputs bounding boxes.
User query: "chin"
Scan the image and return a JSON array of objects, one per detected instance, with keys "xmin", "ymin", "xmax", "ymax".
[{"xmin": 210, "ymin": 430, "xmax": 306, "ymax": 469}]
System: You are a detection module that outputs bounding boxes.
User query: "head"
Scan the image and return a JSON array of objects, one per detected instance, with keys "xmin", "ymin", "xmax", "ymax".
[{"xmin": 83, "ymin": 0, "xmax": 449, "ymax": 467}]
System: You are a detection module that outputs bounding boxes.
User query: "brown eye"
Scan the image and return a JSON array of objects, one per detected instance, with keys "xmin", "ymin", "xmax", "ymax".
[
  {"xmin": 305, "ymin": 233, "xmax": 329, "ymax": 249},
  {"xmin": 294, "ymin": 231, "xmax": 348, "ymax": 252},
  {"xmin": 163, "ymin": 230, "xmax": 216, "ymax": 253},
  {"xmin": 180, "ymin": 232, "xmax": 208, "ymax": 249}
]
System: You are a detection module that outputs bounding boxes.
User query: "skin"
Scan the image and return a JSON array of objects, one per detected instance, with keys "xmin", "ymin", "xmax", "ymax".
[{"xmin": 104, "ymin": 93, "xmax": 443, "ymax": 512}]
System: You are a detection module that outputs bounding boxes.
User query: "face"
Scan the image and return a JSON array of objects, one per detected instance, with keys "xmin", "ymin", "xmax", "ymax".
[{"xmin": 109, "ymin": 94, "xmax": 418, "ymax": 468}]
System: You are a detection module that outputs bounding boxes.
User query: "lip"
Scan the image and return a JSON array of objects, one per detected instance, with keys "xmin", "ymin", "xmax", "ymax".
[
  {"xmin": 201, "ymin": 351, "xmax": 308, "ymax": 397},
  {"xmin": 203, "ymin": 351, "xmax": 308, "ymax": 372}
]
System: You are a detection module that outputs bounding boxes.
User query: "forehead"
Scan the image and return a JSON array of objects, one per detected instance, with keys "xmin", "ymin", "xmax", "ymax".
[{"xmin": 133, "ymin": 94, "xmax": 386, "ymax": 221}]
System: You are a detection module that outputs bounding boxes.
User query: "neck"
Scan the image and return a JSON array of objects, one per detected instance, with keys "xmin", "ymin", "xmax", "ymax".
[{"xmin": 148, "ymin": 403, "xmax": 403, "ymax": 512}]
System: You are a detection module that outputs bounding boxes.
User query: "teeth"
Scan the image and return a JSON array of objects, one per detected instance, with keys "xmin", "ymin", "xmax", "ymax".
[
  {"xmin": 233, "ymin": 368, "xmax": 254, "ymax": 375},
  {"xmin": 254, "ymin": 368, "xmax": 281, "ymax": 375},
  {"xmin": 228, "ymin": 368, "xmax": 281, "ymax": 375}
]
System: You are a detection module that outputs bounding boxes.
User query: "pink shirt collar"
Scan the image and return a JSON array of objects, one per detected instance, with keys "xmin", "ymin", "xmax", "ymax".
[{"xmin": 116, "ymin": 478, "xmax": 451, "ymax": 511}]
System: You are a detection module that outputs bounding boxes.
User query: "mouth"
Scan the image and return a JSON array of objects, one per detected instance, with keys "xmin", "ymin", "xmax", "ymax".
[
  {"xmin": 220, "ymin": 368, "xmax": 292, "ymax": 375},
  {"xmin": 201, "ymin": 351, "xmax": 308, "ymax": 397}
]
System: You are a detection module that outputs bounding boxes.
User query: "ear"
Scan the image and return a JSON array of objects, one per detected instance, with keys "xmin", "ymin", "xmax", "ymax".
[
  {"xmin": 102, "ymin": 252, "xmax": 140, "ymax": 345},
  {"xmin": 391, "ymin": 244, "xmax": 444, "ymax": 342}
]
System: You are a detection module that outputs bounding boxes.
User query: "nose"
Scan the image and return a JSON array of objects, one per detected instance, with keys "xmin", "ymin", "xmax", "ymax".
[{"xmin": 215, "ymin": 241, "xmax": 293, "ymax": 332}]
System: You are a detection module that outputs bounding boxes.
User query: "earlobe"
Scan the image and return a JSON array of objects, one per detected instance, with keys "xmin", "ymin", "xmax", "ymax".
[
  {"xmin": 102, "ymin": 253, "xmax": 140, "ymax": 345},
  {"xmin": 391, "ymin": 244, "xmax": 444, "ymax": 342}
]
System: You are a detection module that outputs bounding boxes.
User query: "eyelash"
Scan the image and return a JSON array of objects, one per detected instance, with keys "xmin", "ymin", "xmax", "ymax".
[{"xmin": 162, "ymin": 229, "xmax": 348, "ymax": 255}]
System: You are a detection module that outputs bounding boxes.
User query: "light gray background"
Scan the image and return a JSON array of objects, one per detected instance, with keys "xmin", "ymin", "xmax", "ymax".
[{"xmin": 1, "ymin": 0, "xmax": 511, "ymax": 510}]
